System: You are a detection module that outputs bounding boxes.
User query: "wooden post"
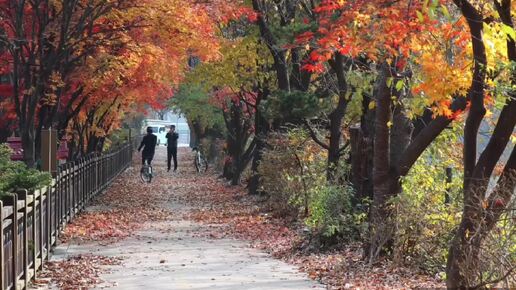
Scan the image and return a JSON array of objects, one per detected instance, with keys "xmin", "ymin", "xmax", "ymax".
[
  {"xmin": 16, "ymin": 190, "xmax": 28, "ymax": 290},
  {"xmin": 10, "ymin": 194, "xmax": 18, "ymax": 290},
  {"xmin": 41, "ymin": 129, "xmax": 57, "ymax": 177},
  {"xmin": 0, "ymin": 200, "xmax": 4, "ymax": 290}
]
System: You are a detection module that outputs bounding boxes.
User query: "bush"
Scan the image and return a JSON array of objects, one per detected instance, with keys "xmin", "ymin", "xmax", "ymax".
[
  {"xmin": 393, "ymin": 125, "xmax": 463, "ymax": 275},
  {"xmin": 0, "ymin": 144, "xmax": 52, "ymax": 198},
  {"xmin": 306, "ymin": 184, "xmax": 367, "ymax": 241},
  {"xmin": 258, "ymin": 128, "xmax": 326, "ymax": 218},
  {"xmin": 258, "ymin": 128, "xmax": 366, "ymax": 246}
]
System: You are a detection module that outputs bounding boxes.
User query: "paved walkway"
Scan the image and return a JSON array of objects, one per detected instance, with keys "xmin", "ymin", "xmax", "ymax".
[{"xmin": 47, "ymin": 147, "xmax": 324, "ymax": 290}]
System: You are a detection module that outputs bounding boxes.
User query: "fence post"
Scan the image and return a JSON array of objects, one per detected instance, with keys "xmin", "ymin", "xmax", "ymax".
[
  {"xmin": 46, "ymin": 182, "xmax": 52, "ymax": 259},
  {"xmin": 37, "ymin": 187, "xmax": 44, "ymax": 275},
  {"xmin": 41, "ymin": 129, "xmax": 57, "ymax": 177},
  {"xmin": 7, "ymin": 193, "xmax": 18, "ymax": 290},
  {"xmin": 16, "ymin": 190, "xmax": 28, "ymax": 290},
  {"xmin": 0, "ymin": 199, "xmax": 4, "ymax": 290}
]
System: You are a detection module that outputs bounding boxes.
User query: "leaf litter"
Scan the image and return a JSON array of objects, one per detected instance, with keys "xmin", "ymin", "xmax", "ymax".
[
  {"xmin": 183, "ymin": 173, "xmax": 445, "ymax": 289},
  {"xmin": 42, "ymin": 158, "xmax": 175, "ymax": 289},
  {"xmin": 43, "ymin": 150, "xmax": 444, "ymax": 289}
]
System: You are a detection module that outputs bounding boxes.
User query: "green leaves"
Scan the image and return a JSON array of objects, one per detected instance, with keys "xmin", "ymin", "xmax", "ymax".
[
  {"xmin": 0, "ymin": 145, "xmax": 51, "ymax": 197},
  {"xmin": 501, "ymin": 23, "xmax": 516, "ymax": 41},
  {"xmin": 262, "ymin": 90, "xmax": 320, "ymax": 122}
]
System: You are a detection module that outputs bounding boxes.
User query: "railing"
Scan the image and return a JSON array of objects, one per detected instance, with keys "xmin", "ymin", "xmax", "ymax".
[{"xmin": 0, "ymin": 141, "xmax": 135, "ymax": 290}]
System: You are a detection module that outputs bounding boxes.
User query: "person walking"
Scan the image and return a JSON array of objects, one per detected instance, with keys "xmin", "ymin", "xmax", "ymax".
[
  {"xmin": 166, "ymin": 125, "xmax": 179, "ymax": 172},
  {"xmin": 138, "ymin": 127, "xmax": 158, "ymax": 165}
]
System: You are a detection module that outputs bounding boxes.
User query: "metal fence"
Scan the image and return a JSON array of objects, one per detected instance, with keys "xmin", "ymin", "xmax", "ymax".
[{"xmin": 0, "ymin": 141, "xmax": 135, "ymax": 290}]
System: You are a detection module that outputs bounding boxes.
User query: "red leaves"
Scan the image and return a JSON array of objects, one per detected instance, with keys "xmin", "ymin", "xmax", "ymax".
[
  {"xmin": 59, "ymin": 162, "xmax": 173, "ymax": 244},
  {"xmin": 0, "ymin": 84, "xmax": 13, "ymax": 97},
  {"xmin": 302, "ymin": 63, "xmax": 325, "ymax": 73},
  {"xmin": 61, "ymin": 211, "xmax": 134, "ymax": 243},
  {"xmin": 494, "ymin": 199, "xmax": 506, "ymax": 208},
  {"xmin": 296, "ymin": 31, "xmax": 315, "ymax": 44},
  {"xmin": 313, "ymin": 1, "xmax": 343, "ymax": 13},
  {"xmin": 309, "ymin": 51, "xmax": 323, "ymax": 62},
  {"xmin": 41, "ymin": 255, "xmax": 122, "ymax": 290}
]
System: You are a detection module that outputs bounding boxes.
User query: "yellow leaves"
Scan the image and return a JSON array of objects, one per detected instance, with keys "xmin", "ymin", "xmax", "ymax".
[
  {"xmin": 483, "ymin": 22, "xmax": 510, "ymax": 75},
  {"xmin": 412, "ymin": 49, "xmax": 471, "ymax": 111},
  {"xmin": 186, "ymin": 35, "xmax": 272, "ymax": 92},
  {"xmin": 49, "ymin": 71, "xmax": 65, "ymax": 90},
  {"xmin": 501, "ymin": 23, "xmax": 516, "ymax": 41},
  {"xmin": 42, "ymin": 93, "xmax": 58, "ymax": 106}
]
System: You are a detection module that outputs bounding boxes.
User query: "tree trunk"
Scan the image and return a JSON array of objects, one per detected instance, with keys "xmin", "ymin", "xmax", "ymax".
[
  {"xmin": 248, "ymin": 111, "xmax": 268, "ymax": 194},
  {"xmin": 446, "ymin": 192, "xmax": 484, "ymax": 288},
  {"xmin": 20, "ymin": 119, "xmax": 36, "ymax": 167},
  {"xmin": 350, "ymin": 125, "xmax": 372, "ymax": 202},
  {"xmin": 326, "ymin": 53, "xmax": 348, "ymax": 183},
  {"xmin": 248, "ymin": 89, "xmax": 269, "ymax": 195},
  {"xmin": 368, "ymin": 63, "xmax": 398, "ymax": 260},
  {"xmin": 445, "ymin": 1, "xmax": 490, "ymax": 287},
  {"xmin": 248, "ymin": 137, "xmax": 265, "ymax": 194}
]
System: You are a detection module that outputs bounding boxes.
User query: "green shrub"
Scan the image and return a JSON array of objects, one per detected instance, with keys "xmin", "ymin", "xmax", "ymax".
[
  {"xmin": 393, "ymin": 124, "xmax": 463, "ymax": 274},
  {"xmin": 306, "ymin": 184, "xmax": 367, "ymax": 240},
  {"xmin": 0, "ymin": 144, "xmax": 52, "ymax": 198},
  {"xmin": 258, "ymin": 128, "xmax": 326, "ymax": 217},
  {"xmin": 258, "ymin": 128, "xmax": 366, "ymax": 244}
]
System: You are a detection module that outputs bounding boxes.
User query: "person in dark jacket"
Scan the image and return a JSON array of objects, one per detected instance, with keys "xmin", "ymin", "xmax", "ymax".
[
  {"xmin": 166, "ymin": 125, "xmax": 179, "ymax": 172},
  {"xmin": 138, "ymin": 127, "xmax": 157, "ymax": 165}
]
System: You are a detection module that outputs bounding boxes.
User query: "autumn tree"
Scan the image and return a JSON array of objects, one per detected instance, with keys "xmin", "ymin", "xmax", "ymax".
[
  {"xmin": 444, "ymin": 0, "xmax": 516, "ymax": 287},
  {"xmin": 65, "ymin": 0, "xmax": 227, "ymax": 155},
  {"xmin": 181, "ymin": 34, "xmax": 274, "ymax": 185},
  {"xmin": 0, "ymin": 0, "xmax": 230, "ymax": 161},
  {"xmin": 0, "ymin": 0, "xmax": 141, "ymax": 165},
  {"xmin": 289, "ymin": 0, "xmax": 483, "ymax": 260}
]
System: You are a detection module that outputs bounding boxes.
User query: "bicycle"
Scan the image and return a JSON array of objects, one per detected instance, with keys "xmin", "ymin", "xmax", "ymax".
[
  {"xmin": 140, "ymin": 160, "xmax": 153, "ymax": 183},
  {"xmin": 192, "ymin": 146, "xmax": 208, "ymax": 173}
]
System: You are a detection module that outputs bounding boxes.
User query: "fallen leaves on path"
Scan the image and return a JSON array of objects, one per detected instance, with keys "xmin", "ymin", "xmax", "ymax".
[
  {"xmin": 48, "ymin": 149, "xmax": 444, "ymax": 289},
  {"xmin": 40, "ymin": 254, "xmax": 122, "ymax": 290},
  {"xmin": 183, "ymin": 173, "xmax": 445, "ymax": 289},
  {"xmin": 48, "ymin": 152, "xmax": 177, "ymax": 289},
  {"xmin": 60, "ymin": 210, "xmax": 134, "ymax": 243},
  {"xmin": 60, "ymin": 165, "xmax": 173, "ymax": 243}
]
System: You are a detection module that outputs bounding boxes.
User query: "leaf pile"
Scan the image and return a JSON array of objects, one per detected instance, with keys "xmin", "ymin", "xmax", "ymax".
[
  {"xmin": 60, "ymin": 211, "xmax": 133, "ymax": 243},
  {"xmin": 40, "ymin": 254, "xmax": 122, "ymax": 290}
]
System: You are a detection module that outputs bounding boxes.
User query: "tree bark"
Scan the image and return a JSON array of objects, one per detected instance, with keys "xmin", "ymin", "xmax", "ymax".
[
  {"xmin": 326, "ymin": 53, "xmax": 349, "ymax": 183},
  {"xmin": 445, "ymin": 1, "xmax": 493, "ymax": 288},
  {"xmin": 369, "ymin": 63, "xmax": 396, "ymax": 260},
  {"xmin": 248, "ymin": 91, "xmax": 269, "ymax": 195}
]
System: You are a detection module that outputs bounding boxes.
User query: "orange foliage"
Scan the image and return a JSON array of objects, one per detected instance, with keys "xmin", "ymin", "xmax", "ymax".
[{"xmin": 67, "ymin": 0, "xmax": 249, "ymax": 143}]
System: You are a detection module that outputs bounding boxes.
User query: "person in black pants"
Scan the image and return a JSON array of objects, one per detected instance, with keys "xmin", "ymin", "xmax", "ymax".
[
  {"xmin": 138, "ymin": 127, "xmax": 158, "ymax": 165},
  {"xmin": 166, "ymin": 125, "xmax": 179, "ymax": 172}
]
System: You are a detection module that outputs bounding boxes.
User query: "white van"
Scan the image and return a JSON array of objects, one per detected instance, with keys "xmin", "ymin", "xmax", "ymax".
[
  {"xmin": 142, "ymin": 119, "xmax": 190, "ymax": 147},
  {"xmin": 143, "ymin": 119, "xmax": 173, "ymax": 146}
]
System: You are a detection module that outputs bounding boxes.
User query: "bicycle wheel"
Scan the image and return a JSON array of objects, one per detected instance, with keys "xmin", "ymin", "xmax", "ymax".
[
  {"xmin": 194, "ymin": 153, "xmax": 201, "ymax": 173},
  {"xmin": 200, "ymin": 154, "xmax": 208, "ymax": 172},
  {"xmin": 195, "ymin": 153, "xmax": 208, "ymax": 173},
  {"xmin": 140, "ymin": 165, "xmax": 152, "ymax": 183},
  {"xmin": 147, "ymin": 165, "xmax": 153, "ymax": 183}
]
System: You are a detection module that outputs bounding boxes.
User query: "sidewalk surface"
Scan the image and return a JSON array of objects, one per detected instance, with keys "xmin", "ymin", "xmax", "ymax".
[{"xmin": 43, "ymin": 147, "xmax": 324, "ymax": 290}]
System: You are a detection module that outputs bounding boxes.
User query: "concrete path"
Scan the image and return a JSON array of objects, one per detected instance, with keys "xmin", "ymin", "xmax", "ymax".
[{"xmin": 47, "ymin": 147, "xmax": 324, "ymax": 290}]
